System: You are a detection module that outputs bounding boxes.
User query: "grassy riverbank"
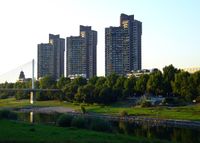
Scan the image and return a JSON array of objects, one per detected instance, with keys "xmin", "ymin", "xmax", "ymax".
[
  {"xmin": 0, "ymin": 98, "xmax": 200, "ymax": 121},
  {"xmin": 86, "ymin": 103, "xmax": 200, "ymax": 121},
  {"xmin": 0, "ymin": 120, "xmax": 170, "ymax": 143},
  {"xmin": 0, "ymin": 98, "xmax": 79, "ymax": 109}
]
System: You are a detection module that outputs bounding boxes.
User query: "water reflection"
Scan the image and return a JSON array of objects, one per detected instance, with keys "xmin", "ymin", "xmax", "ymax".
[
  {"xmin": 17, "ymin": 112, "xmax": 200, "ymax": 143},
  {"xmin": 30, "ymin": 111, "xmax": 33, "ymax": 123},
  {"xmin": 18, "ymin": 112, "xmax": 60, "ymax": 125},
  {"xmin": 116, "ymin": 120, "xmax": 200, "ymax": 143}
]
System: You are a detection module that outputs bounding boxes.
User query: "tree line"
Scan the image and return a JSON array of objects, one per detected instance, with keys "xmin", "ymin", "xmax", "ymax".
[{"xmin": 0, "ymin": 65, "xmax": 200, "ymax": 104}]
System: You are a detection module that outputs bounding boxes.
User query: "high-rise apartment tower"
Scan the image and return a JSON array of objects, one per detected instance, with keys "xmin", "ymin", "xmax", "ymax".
[
  {"xmin": 37, "ymin": 34, "xmax": 65, "ymax": 80},
  {"xmin": 105, "ymin": 13, "xmax": 142, "ymax": 76},
  {"xmin": 66, "ymin": 25, "xmax": 97, "ymax": 79}
]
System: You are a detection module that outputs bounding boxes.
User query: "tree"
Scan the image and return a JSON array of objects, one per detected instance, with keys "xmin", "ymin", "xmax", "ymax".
[
  {"xmin": 146, "ymin": 71, "xmax": 164, "ymax": 95},
  {"xmin": 63, "ymin": 84, "xmax": 78, "ymax": 101},
  {"xmin": 184, "ymin": 71, "xmax": 200, "ymax": 101},
  {"xmin": 5, "ymin": 82, "xmax": 14, "ymax": 88},
  {"xmin": 15, "ymin": 90, "xmax": 29, "ymax": 100},
  {"xmin": 74, "ymin": 86, "xmax": 84, "ymax": 102},
  {"xmin": 75, "ymin": 84, "xmax": 95, "ymax": 103},
  {"xmin": 82, "ymin": 84, "xmax": 95, "ymax": 103},
  {"xmin": 135, "ymin": 74, "xmax": 149, "ymax": 96},
  {"xmin": 114, "ymin": 76, "xmax": 126, "ymax": 89},
  {"xmin": 34, "ymin": 80, "xmax": 40, "ymax": 89},
  {"xmin": 162, "ymin": 65, "xmax": 180, "ymax": 96},
  {"xmin": 95, "ymin": 77, "xmax": 106, "ymax": 88},
  {"xmin": 113, "ymin": 76, "xmax": 127, "ymax": 98},
  {"xmin": 172, "ymin": 71, "xmax": 195, "ymax": 101},
  {"xmin": 72, "ymin": 77, "xmax": 87, "ymax": 86},
  {"xmin": 39, "ymin": 76, "xmax": 56, "ymax": 89},
  {"xmin": 37, "ymin": 76, "xmax": 57, "ymax": 100},
  {"xmin": 14, "ymin": 81, "xmax": 26, "ymax": 89},
  {"xmin": 105, "ymin": 73, "xmax": 119, "ymax": 88},
  {"xmin": 123, "ymin": 76, "xmax": 136, "ymax": 97},
  {"xmin": 36, "ymin": 91, "xmax": 48, "ymax": 101},
  {"xmin": 93, "ymin": 77, "xmax": 107, "ymax": 100},
  {"xmin": 99, "ymin": 86, "xmax": 115, "ymax": 104},
  {"xmin": 88, "ymin": 76, "xmax": 99, "ymax": 85},
  {"xmin": 191, "ymin": 71, "xmax": 200, "ymax": 99},
  {"xmin": 63, "ymin": 77, "xmax": 87, "ymax": 102},
  {"xmin": 0, "ymin": 82, "xmax": 15, "ymax": 98},
  {"xmin": 57, "ymin": 76, "xmax": 71, "ymax": 89}
]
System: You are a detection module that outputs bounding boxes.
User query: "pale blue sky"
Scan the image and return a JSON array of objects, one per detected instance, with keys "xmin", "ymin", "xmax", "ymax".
[{"xmin": 0, "ymin": 0, "xmax": 199, "ymax": 82}]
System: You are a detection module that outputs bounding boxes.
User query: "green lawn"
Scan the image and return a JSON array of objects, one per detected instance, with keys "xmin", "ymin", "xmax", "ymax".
[
  {"xmin": 0, "ymin": 98, "xmax": 79, "ymax": 109},
  {"xmin": 0, "ymin": 120, "xmax": 169, "ymax": 143},
  {"xmin": 0, "ymin": 98, "xmax": 200, "ymax": 121},
  {"xmin": 87, "ymin": 105, "xmax": 200, "ymax": 121}
]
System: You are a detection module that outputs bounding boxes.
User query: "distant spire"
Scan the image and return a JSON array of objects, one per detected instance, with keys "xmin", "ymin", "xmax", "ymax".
[{"xmin": 19, "ymin": 71, "xmax": 25, "ymax": 80}]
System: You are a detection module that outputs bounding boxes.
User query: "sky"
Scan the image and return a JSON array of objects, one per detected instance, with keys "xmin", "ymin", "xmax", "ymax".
[{"xmin": 0, "ymin": 0, "xmax": 200, "ymax": 82}]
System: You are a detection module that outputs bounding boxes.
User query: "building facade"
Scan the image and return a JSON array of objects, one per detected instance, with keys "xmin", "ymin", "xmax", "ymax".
[
  {"xmin": 66, "ymin": 25, "xmax": 97, "ymax": 79},
  {"xmin": 49, "ymin": 34, "xmax": 65, "ymax": 79},
  {"xmin": 37, "ymin": 34, "xmax": 65, "ymax": 80},
  {"xmin": 105, "ymin": 13, "xmax": 142, "ymax": 76}
]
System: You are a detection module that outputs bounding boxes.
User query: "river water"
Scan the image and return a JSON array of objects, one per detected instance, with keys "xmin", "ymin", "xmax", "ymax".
[{"xmin": 17, "ymin": 112, "xmax": 200, "ymax": 143}]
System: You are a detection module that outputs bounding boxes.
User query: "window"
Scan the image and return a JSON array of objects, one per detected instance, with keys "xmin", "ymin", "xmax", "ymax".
[
  {"xmin": 122, "ymin": 20, "xmax": 129, "ymax": 28},
  {"xmin": 80, "ymin": 31, "xmax": 86, "ymax": 37}
]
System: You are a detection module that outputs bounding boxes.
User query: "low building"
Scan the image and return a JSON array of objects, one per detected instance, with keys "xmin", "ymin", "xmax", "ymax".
[
  {"xmin": 127, "ymin": 69, "xmax": 151, "ymax": 78},
  {"xmin": 183, "ymin": 67, "xmax": 200, "ymax": 73},
  {"xmin": 68, "ymin": 74, "xmax": 87, "ymax": 80}
]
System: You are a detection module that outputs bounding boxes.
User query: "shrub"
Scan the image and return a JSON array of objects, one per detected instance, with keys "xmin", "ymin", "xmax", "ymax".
[
  {"xmin": 93, "ymin": 103, "xmax": 99, "ymax": 106},
  {"xmin": 136, "ymin": 95, "xmax": 147, "ymax": 105},
  {"xmin": 141, "ymin": 100, "xmax": 152, "ymax": 107},
  {"xmin": 80, "ymin": 105, "xmax": 86, "ymax": 114},
  {"xmin": 120, "ymin": 110, "xmax": 128, "ymax": 117},
  {"xmin": 71, "ymin": 116, "xmax": 86, "ymax": 129},
  {"xmin": 57, "ymin": 114, "xmax": 73, "ymax": 127},
  {"xmin": 72, "ymin": 101, "xmax": 80, "ymax": 106},
  {"xmin": 90, "ymin": 118, "xmax": 112, "ymax": 132},
  {"xmin": 0, "ymin": 92, "xmax": 8, "ymax": 99},
  {"xmin": 0, "ymin": 110, "xmax": 17, "ymax": 120},
  {"xmin": 162, "ymin": 97, "xmax": 186, "ymax": 106},
  {"xmin": 195, "ymin": 96, "xmax": 200, "ymax": 103},
  {"xmin": 15, "ymin": 91, "xmax": 29, "ymax": 100}
]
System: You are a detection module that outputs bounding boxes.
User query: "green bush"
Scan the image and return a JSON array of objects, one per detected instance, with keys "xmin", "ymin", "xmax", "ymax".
[
  {"xmin": 72, "ymin": 102, "xmax": 80, "ymax": 106},
  {"xmin": 15, "ymin": 91, "xmax": 29, "ymax": 100},
  {"xmin": 0, "ymin": 110, "xmax": 17, "ymax": 120},
  {"xmin": 0, "ymin": 93, "xmax": 8, "ymax": 99},
  {"xmin": 80, "ymin": 105, "xmax": 86, "ymax": 114},
  {"xmin": 35, "ymin": 91, "xmax": 51, "ymax": 101},
  {"xmin": 90, "ymin": 118, "xmax": 112, "ymax": 132},
  {"xmin": 0, "ymin": 91, "xmax": 15, "ymax": 99},
  {"xmin": 57, "ymin": 114, "xmax": 73, "ymax": 127},
  {"xmin": 120, "ymin": 110, "xmax": 128, "ymax": 117},
  {"xmin": 162, "ymin": 97, "xmax": 186, "ymax": 106},
  {"xmin": 71, "ymin": 116, "xmax": 87, "ymax": 129},
  {"xmin": 141, "ymin": 100, "xmax": 152, "ymax": 107},
  {"xmin": 195, "ymin": 96, "xmax": 200, "ymax": 103}
]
